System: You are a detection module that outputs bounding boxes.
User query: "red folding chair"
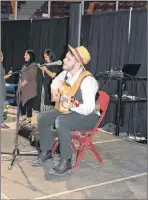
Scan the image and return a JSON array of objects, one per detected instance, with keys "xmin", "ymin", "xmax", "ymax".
[{"xmin": 52, "ymin": 91, "xmax": 110, "ymax": 171}]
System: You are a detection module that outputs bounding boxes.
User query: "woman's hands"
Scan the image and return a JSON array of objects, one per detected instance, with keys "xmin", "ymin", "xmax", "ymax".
[
  {"xmin": 4, "ymin": 70, "xmax": 12, "ymax": 79},
  {"xmin": 39, "ymin": 66, "xmax": 47, "ymax": 71},
  {"xmin": 21, "ymin": 79, "xmax": 28, "ymax": 87},
  {"xmin": 40, "ymin": 66, "xmax": 56, "ymax": 78}
]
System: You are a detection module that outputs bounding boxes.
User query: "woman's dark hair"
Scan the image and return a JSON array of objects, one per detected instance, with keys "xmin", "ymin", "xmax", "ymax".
[
  {"xmin": 25, "ymin": 50, "xmax": 36, "ymax": 66},
  {"xmin": 43, "ymin": 48, "xmax": 57, "ymax": 62}
]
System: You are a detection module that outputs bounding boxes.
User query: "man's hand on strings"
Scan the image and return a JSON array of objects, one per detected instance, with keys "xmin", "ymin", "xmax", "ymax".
[
  {"xmin": 62, "ymin": 96, "xmax": 73, "ymax": 109},
  {"xmin": 52, "ymin": 89, "xmax": 60, "ymax": 102}
]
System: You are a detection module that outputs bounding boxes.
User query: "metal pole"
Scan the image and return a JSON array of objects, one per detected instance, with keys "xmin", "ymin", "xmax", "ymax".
[
  {"xmin": 116, "ymin": 0, "xmax": 119, "ymax": 11},
  {"xmin": 81, "ymin": 0, "xmax": 84, "ymax": 15},
  {"xmin": 69, "ymin": 3, "xmax": 82, "ymax": 47},
  {"xmin": 14, "ymin": 0, "xmax": 17, "ymax": 20},
  {"xmin": 0, "ymin": 58, "xmax": 2, "ymax": 126},
  {"xmin": 78, "ymin": 3, "xmax": 82, "ymax": 46},
  {"xmin": 48, "ymin": 0, "xmax": 51, "ymax": 18},
  {"xmin": 128, "ymin": 7, "xmax": 133, "ymax": 43}
]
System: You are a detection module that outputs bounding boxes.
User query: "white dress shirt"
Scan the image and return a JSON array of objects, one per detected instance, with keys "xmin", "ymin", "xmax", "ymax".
[{"xmin": 51, "ymin": 68, "xmax": 99, "ymax": 115}]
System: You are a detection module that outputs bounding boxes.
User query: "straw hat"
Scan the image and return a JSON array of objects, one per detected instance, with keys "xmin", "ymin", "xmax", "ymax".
[{"xmin": 68, "ymin": 45, "xmax": 91, "ymax": 70}]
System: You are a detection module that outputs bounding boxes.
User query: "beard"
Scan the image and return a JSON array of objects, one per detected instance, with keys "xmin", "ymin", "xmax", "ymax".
[{"xmin": 63, "ymin": 63, "xmax": 75, "ymax": 71}]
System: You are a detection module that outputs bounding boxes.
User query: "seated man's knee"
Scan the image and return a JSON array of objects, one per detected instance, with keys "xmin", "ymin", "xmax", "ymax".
[{"xmin": 55, "ymin": 115, "xmax": 66, "ymax": 129}]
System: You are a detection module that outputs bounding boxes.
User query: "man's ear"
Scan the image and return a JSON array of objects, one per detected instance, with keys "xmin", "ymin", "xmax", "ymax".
[{"xmin": 75, "ymin": 61, "xmax": 81, "ymax": 68}]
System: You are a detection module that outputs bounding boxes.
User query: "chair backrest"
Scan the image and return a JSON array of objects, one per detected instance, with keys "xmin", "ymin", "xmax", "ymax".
[
  {"xmin": 98, "ymin": 91, "xmax": 110, "ymax": 114},
  {"xmin": 94, "ymin": 91, "xmax": 110, "ymax": 131}
]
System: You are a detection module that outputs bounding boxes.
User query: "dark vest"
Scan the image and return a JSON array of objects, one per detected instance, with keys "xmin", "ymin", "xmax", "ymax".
[
  {"xmin": 65, "ymin": 70, "xmax": 99, "ymax": 114},
  {"xmin": 74, "ymin": 88, "xmax": 83, "ymax": 104},
  {"xmin": 65, "ymin": 70, "xmax": 91, "ymax": 104}
]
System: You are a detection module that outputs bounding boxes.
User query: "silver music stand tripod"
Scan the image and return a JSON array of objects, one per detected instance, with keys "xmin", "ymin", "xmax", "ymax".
[{"xmin": 1, "ymin": 71, "xmax": 38, "ymax": 170}]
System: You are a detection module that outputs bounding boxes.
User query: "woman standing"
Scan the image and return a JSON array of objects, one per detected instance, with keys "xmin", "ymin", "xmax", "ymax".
[
  {"xmin": 38, "ymin": 48, "xmax": 61, "ymax": 112},
  {"xmin": 20, "ymin": 50, "xmax": 37, "ymax": 123}
]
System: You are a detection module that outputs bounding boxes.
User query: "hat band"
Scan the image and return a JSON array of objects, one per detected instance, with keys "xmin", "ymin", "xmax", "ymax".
[{"xmin": 74, "ymin": 48, "xmax": 84, "ymax": 64}]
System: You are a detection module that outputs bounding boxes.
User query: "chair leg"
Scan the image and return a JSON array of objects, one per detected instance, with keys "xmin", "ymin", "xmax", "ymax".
[
  {"xmin": 72, "ymin": 141, "xmax": 78, "ymax": 153},
  {"xmin": 72, "ymin": 142, "xmax": 89, "ymax": 171},
  {"xmin": 52, "ymin": 141, "xmax": 59, "ymax": 153},
  {"xmin": 89, "ymin": 142, "xmax": 103, "ymax": 164}
]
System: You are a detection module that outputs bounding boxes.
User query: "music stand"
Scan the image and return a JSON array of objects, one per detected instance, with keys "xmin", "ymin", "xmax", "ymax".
[
  {"xmin": 1, "ymin": 71, "xmax": 38, "ymax": 170},
  {"xmin": 120, "ymin": 64, "xmax": 141, "ymax": 126}
]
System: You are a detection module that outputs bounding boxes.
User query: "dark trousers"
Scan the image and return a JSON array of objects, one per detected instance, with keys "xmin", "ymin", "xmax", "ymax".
[
  {"xmin": 20, "ymin": 98, "xmax": 34, "ymax": 118},
  {"xmin": 37, "ymin": 110, "xmax": 99, "ymax": 159}
]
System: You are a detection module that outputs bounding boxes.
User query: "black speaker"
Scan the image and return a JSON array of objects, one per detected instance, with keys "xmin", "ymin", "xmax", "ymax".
[
  {"xmin": 69, "ymin": 2, "xmax": 82, "ymax": 47},
  {"xmin": 18, "ymin": 124, "xmax": 60, "ymax": 154}
]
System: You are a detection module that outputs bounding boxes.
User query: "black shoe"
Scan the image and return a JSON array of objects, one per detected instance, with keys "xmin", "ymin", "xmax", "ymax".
[
  {"xmin": 1, "ymin": 123, "xmax": 10, "ymax": 129},
  {"xmin": 31, "ymin": 150, "xmax": 52, "ymax": 167},
  {"xmin": 49, "ymin": 158, "xmax": 72, "ymax": 175}
]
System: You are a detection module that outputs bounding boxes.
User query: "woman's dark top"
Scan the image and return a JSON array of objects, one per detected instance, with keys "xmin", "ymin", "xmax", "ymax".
[{"xmin": 37, "ymin": 65, "xmax": 61, "ymax": 106}]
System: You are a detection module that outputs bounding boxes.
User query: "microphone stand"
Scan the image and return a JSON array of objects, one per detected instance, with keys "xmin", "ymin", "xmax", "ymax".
[{"xmin": 1, "ymin": 71, "xmax": 38, "ymax": 170}]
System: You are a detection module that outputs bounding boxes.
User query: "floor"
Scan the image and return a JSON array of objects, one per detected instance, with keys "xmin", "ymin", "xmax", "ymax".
[{"xmin": 1, "ymin": 106, "xmax": 147, "ymax": 199}]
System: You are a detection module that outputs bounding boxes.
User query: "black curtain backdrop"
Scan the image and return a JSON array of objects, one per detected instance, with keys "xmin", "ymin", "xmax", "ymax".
[
  {"xmin": 123, "ymin": 8, "xmax": 147, "ymax": 138},
  {"xmin": 2, "ymin": 17, "xmax": 69, "ymax": 72},
  {"xmin": 1, "ymin": 20, "xmax": 31, "ymax": 84},
  {"xmin": 1, "ymin": 8, "xmax": 147, "ymax": 137},
  {"xmin": 28, "ymin": 18, "xmax": 69, "ymax": 110},
  {"xmin": 81, "ymin": 10, "xmax": 130, "ymax": 130},
  {"xmin": 81, "ymin": 10, "xmax": 130, "ymax": 74},
  {"xmin": 1, "ymin": 17, "xmax": 69, "ymax": 111},
  {"xmin": 81, "ymin": 9, "xmax": 147, "ymax": 137},
  {"xmin": 29, "ymin": 17, "xmax": 69, "ymax": 63}
]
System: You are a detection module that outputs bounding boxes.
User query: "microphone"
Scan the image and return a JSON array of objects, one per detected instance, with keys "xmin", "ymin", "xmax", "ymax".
[
  {"xmin": 37, "ymin": 60, "xmax": 62, "ymax": 67},
  {"xmin": 46, "ymin": 60, "xmax": 62, "ymax": 66}
]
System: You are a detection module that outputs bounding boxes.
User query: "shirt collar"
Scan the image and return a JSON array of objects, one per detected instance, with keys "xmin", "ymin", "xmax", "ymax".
[
  {"xmin": 67, "ymin": 67, "xmax": 83, "ymax": 79},
  {"xmin": 66, "ymin": 67, "xmax": 83, "ymax": 86}
]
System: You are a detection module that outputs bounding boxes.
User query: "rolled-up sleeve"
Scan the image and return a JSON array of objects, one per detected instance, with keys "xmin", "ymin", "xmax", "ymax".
[{"xmin": 51, "ymin": 71, "xmax": 67, "ymax": 90}]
